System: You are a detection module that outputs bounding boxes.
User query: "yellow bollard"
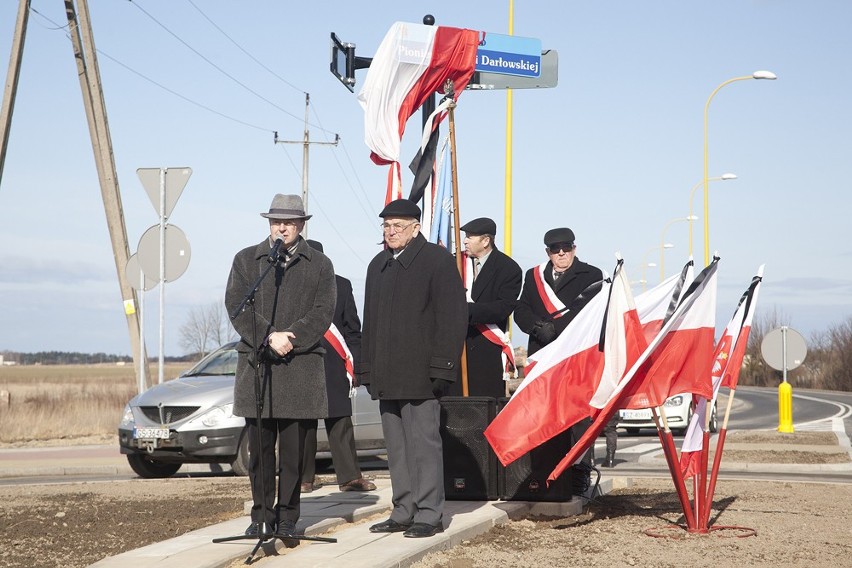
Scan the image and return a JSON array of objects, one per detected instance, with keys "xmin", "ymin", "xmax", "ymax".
[{"xmin": 778, "ymin": 381, "xmax": 794, "ymax": 433}]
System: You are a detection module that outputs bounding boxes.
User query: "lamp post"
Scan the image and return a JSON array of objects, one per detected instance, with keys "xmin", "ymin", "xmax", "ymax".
[
  {"xmin": 703, "ymin": 70, "xmax": 776, "ymax": 265},
  {"xmin": 642, "ymin": 245, "xmax": 670, "ymax": 290},
  {"xmin": 689, "ymin": 173, "xmax": 736, "ymax": 257},
  {"xmin": 660, "ymin": 217, "xmax": 696, "ymax": 281}
]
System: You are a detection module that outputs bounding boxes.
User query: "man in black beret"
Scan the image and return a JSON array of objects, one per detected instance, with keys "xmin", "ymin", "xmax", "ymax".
[
  {"xmin": 358, "ymin": 199, "xmax": 467, "ymax": 538},
  {"xmin": 513, "ymin": 226, "xmax": 603, "ymax": 494},
  {"xmin": 447, "ymin": 217, "xmax": 522, "ymax": 398}
]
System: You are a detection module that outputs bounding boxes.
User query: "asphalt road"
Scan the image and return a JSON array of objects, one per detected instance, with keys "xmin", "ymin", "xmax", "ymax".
[{"xmin": 1, "ymin": 386, "xmax": 850, "ymax": 487}]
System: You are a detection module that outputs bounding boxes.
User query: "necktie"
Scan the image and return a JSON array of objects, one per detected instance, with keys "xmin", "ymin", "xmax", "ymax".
[
  {"xmin": 554, "ymin": 270, "xmax": 563, "ymax": 281},
  {"xmin": 472, "ymin": 258, "xmax": 481, "ymax": 282}
]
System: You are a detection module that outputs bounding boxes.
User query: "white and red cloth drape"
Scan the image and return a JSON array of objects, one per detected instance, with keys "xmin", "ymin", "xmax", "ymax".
[{"xmin": 357, "ymin": 22, "xmax": 479, "ymax": 203}]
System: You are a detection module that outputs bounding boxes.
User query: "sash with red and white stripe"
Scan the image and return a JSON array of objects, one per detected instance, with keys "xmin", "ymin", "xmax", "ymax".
[
  {"xmin": 463, "ymin": 254, "xmax": 516, "ymax": 381},
  {"xmin": 323, "ymin": 323, "xmax": 355, "ymax": 397},
  {"xmin": 532, "ymin": 261, "xmax": 566, "ymax": 318}
]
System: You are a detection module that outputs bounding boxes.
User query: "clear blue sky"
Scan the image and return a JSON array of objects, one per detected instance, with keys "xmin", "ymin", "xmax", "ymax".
[{"xmin": 1, "ymin": 1, "xmax": 850, "ymax": 356}]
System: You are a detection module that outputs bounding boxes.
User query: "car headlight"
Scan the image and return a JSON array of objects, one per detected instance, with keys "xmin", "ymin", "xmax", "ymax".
[
  {"xmin": 119, "ymin": 404, "xmax": 135, "ymax": 428},
  {"xmin": 198, "ymin": 404, "xmax": 235, "ymax": 427},
  {"xmin": 665, "ymin": 395, "xmax": 684, "ymax": 407}
]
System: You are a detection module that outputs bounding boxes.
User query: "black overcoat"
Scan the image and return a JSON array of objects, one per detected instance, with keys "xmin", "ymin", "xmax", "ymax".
[
  {"xmin": 322, "ymin": 275, "xmax": 361, "ymax": 418},
  {"xmin": 358, "ymin": 233, "xmax": 467, "ymax": 400},
  {"xmin": 448, "ymin": 248, "xmax": 522, "ymax": 398},
  {"xmin": 225, "ymin": 237, "xmax": 336, "ymax": 418},
  {"xmin": 514, "ymin": 258, "xmax": 603, "ymax": 356}
]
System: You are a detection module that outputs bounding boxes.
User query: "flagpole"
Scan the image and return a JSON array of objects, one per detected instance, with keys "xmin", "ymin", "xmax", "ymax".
[
  {"xmin": 705, "ymin": 389, "xmax": 736, "ymax": 526},
  {"xmin": 653, "ymin": 407, "xmax": 696, "ymax": 529},
  {"xmin": 446, "ymin": 89, "xmax": 469, "ymax": 396}
]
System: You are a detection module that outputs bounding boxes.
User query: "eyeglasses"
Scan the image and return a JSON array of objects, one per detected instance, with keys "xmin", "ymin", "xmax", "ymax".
[
  {"xmin": 548, "ymin": 243, "xmax": 575, "ymax": 254},
  {"xmin": 381, "ymin": 221, "xmax": 417, "ymax": 233}
]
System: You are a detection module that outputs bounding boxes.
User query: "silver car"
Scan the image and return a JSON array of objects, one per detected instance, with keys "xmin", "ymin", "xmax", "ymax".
[{"xmin": 118, "ymin": 342, "xmax": 384, "ymax": 478}]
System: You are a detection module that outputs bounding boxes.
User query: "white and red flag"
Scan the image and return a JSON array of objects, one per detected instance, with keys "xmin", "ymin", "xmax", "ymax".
[
  {"xmin": 357, "ymin": 22, "xmax": 479, "ymax": 203},
  {"xmin": 484, "ymin": 261, "xmax": 643, "ymax": 466},
  {"xmin": 635, "ymin": 260, "xmax": 693, "ymax": 344},
  {"xmin": 679, "ymin": 265, "xmax": 764, "ymax": 478},
  {"xmin": 547, "ymin": 258, "xmax": 720, "ymax": 483}
]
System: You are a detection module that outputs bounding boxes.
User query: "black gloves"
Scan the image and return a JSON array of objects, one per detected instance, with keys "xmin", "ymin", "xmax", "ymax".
[
  {"xmin": 532, "ymin": 320, "xmax": 557, "ymax": 345},
  {"xmin": 431, "ymin": 378, "xmax": 452, "ymax": 398}
]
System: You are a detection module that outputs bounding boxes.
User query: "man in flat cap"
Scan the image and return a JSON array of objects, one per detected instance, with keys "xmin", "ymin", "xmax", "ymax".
[
  {"xmin": 225, "ymin": 193, "xmax": 336, "ymax": 539},
  {"xmin": 447, "ymin": 217, "xmax": 522, "ymax": 398},
  {"xmin": 514, "ymin": 226, "xmax": 603, "ymax": 493},
  {"xmin": 358, "ymin": 198, "xmax": 467, "ymax": 538}
]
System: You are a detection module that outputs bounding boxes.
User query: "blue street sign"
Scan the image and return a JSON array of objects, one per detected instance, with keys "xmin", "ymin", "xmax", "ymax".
[{"xmin": 475, "ymin": 32, "xmax": 542, "ymax": 78}]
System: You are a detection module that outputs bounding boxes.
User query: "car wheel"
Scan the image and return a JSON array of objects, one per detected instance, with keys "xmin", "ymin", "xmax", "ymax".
[
  {"xmin": 626, "ymin": 428, "xmax": 640, "ymax": 435},
  {"xmin": 127, "ymin": 453, "xmax": 181, "ymax": 478},
  {"xmin": 709, "ymin": 404, "xmax": 719, "ymax": 433},
  {"xmin": 231, "ymin": 430, "xmax": 250, "ymax": 477}
]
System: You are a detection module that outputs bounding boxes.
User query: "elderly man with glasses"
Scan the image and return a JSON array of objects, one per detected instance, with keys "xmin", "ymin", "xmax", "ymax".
[
  {"xmin": 358, "ymin": 198, "xmax": 467, "ymax": 539},
  {"xmin": 513, "ymin": 226, "xmax": 604, "ymax": 494}
]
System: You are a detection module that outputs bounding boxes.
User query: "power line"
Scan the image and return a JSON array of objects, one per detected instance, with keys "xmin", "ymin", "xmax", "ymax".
[
  {"xmin": 185, "ymin": 0, "xmax": 304, "ymax": 95},
  {"xmin": 128, "ymin": 0, "xmax": 334, "ymax": 134},
  {"xmin": 27, "ymin": 6, "xmax": 273, "ymax": 134},
  {"xmin": 309, "ymin": 105, "xmax": 379, "ymax": 228}
]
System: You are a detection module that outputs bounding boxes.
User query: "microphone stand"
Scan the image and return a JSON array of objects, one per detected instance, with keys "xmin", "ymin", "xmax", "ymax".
[{"xmin": 212, "ymin": 247, "xmax": 336, "ymax": 564}]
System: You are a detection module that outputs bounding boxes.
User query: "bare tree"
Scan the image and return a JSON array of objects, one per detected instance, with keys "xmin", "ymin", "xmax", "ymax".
[{"xmin": 179, "ymin": 302, "xmax": 237, "ymax": 357}]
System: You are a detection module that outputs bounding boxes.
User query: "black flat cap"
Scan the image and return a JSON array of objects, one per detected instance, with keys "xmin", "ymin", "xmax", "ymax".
[
  {"xmin": 306, "ymin": 239, "xmax": 323, "ymax": 252},
  {"xmin": 379, "ymin": 198, "xmax": 421, "ymax": 219},
  {"xmin": 460, "ymin": 217, "xmax": 497, "ymax": 236},
  {"xmin": 544, "ymin": 227, "xmax": 576, "ymax": 247}
]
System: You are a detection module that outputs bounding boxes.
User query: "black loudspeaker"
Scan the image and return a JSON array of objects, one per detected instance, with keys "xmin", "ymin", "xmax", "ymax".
[
  {"xmin": 439, "ymin": 396, "xmax": 499, "ymax": 501},
  {"xmin": 497, "ymin": 397, "xmax": 574, "ymax": 502}
]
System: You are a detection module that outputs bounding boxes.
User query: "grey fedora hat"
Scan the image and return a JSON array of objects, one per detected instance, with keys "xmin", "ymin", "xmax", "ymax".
[{"xmin": 260, "ymin": 193, "xmax": 312, "ymax": 220}]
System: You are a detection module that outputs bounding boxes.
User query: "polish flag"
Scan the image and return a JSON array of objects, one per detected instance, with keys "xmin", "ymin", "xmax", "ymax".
[
  {"xmin": 548, "ymin": 259, "xmax": 720, "ymax": 483},
  {"xmin": 485, "ymin": 262, "xmax": 643, "ymax": 467},
  {"xmin": 679, "ymin": 265, "xmax": 763, "ymax": 478},
  {"xmin": 635, "ymin": 260, "xmax": 693, "ymax": 344},
  {"xmin": 619, "ymin": 259, "xmax": 718, "ymax": 411},
  {"xmin": 357, "ymin": 22, "xmax": 479, "ymax": 203}
]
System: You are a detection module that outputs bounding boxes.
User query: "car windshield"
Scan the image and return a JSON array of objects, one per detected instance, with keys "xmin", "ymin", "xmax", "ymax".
[{"xmin": 182, "ymin": 346, "xmax": 237, "ymax": 377}]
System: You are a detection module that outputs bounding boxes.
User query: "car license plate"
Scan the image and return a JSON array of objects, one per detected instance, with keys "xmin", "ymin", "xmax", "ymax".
[
  {"xmin": 620, "ymin": 409, "xmax": 652, "ymax": 420},
  {"xmin": 133, "ymin": 427, "xmax": 170, "ymax": 440}
]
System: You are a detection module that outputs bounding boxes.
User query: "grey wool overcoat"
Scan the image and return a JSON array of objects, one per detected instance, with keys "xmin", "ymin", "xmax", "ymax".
[{"xmin": 225, "ymin": 236, "xmax": 336, "ymax": 419}]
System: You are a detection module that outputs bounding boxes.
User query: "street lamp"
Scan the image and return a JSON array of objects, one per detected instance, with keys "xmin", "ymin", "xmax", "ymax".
[
  {"xmin": 703, "ymin": 70, "xmax": 776, "ymax": 265},
  {"xmin": 688, "ymin": 173, "xmax": 736, "ymax": 257},
  {"xmin": 660, "ymin": 217, "xmax": 696, "ymax": 281},
  {"xmin": 641, "ymin": 245, "xmax": 671, "ymax": 290}
]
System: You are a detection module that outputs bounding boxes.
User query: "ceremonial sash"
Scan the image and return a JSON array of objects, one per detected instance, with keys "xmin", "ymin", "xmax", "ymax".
[
  {"xmin": 323, "ymin": 323, "xmax": 356, "ymax": 397},
  {"xmin": 532, "ymin": 261, "xmax": 565, "ymax": 318},
  {"xmin": 464, "ymin": 254, "xmax": 517, "ymax": 381}
]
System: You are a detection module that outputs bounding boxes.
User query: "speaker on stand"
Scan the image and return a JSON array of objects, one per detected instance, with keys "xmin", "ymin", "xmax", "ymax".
[
  {"xmin": 439, "ymin": 396, "xmax": 499, "ymax": 501},
  {"xmin": 497, "ymin": 397, "xmax": 575, "ymax": 502}
]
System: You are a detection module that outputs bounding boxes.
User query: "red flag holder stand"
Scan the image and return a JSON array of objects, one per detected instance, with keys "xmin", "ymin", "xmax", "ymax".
[
  {"xmin": 649, "ymin": 393, "xmax": 756, "ymax": 537},
  {"xmin": 643, "ymin": 524, "xmax": 756, "ymax": 539}
]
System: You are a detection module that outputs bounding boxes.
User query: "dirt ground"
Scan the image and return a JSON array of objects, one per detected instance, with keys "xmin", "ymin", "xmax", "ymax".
[{"xmin": 0, "ymin": 431, "xmax": 849, "ymax": 568}]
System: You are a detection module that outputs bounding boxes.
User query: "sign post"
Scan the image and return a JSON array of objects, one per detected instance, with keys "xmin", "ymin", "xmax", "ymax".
[
  {"xmin": 136, "ymin": 167, "xmax": 192, "ymax": 384},
  {"xmin": 761, "ymin": 326, "xmax": 807, "ymax": 433}
]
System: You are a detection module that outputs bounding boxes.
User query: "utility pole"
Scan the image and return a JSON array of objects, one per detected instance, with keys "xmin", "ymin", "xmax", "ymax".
[
  {"xmin": 274, "ymin": 93, "xmax": 338, "ymax": 237},
  {"xmin": 0, "ymin": 0, "xmax": 30, "ymax": 187},
  {"xmin": 65, "ymin": 0, "xmax": 149, "ymax": 383}
]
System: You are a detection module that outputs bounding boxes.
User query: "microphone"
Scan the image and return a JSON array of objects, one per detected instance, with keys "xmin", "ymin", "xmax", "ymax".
[{"xmin": 268, "ymin": 236, "xmax": 284, "ymax": 263}]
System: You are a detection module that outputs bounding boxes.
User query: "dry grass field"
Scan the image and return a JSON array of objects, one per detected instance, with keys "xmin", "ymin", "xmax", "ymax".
[{"xmin": 0, "ymin": 363, "xmax": 191, "ymax": 445}]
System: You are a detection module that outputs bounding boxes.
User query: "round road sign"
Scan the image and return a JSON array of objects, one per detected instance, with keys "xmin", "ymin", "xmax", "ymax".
[
  {"xmin": 137, "ymin": 224, "xmax": 191, "ymax": 283},
  {"xmin": 761, "ymin": 327, "xmax": 807, "ymax": 371},
  {"xmin": 125, "ymin": 253, "xmax": 157, "ymax": 291}
]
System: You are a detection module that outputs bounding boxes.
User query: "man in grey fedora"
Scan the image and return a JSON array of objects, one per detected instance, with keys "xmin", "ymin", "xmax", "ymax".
[{"xmin": 225, "ymin": 193, "xmax": 336, "ymax": 538}]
